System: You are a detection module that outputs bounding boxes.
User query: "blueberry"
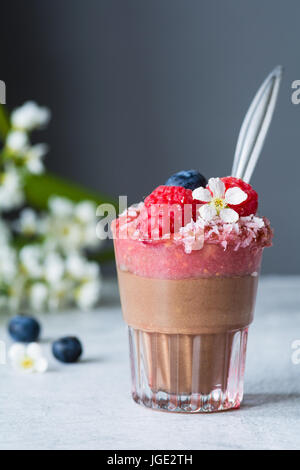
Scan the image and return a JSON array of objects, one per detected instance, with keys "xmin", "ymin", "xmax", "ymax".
[
  {"xmin": 165, "ymin": 170, "xmax": 207, "ymax": 191},
  {"xmin": 8, "ymin": 315, "xmax": 41, "ymax": 343},
  {"xmin": 52, "ymin": 336, "xmax": 83, "ymax": 363}
]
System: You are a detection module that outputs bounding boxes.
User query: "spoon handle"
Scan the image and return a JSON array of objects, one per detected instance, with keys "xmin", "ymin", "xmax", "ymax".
[{"xmin": 231, "ymin": 65, "xmax": 283, "ymax": 183}]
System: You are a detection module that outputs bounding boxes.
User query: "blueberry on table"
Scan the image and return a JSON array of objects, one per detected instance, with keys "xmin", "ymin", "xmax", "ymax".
[
  {"xmin": 8, "ymin": 315, "xmax": 41, "ymax": 343},
  {"xmin": 52, "ymin": 337, "xmax": 83, "ymax": 363},
  {"xmin": 165, "ymin": 170, "xmax": 207, "ymax": 191}
]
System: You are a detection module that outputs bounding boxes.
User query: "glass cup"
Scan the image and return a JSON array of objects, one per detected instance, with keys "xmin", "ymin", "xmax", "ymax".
[{"xmin": 114, "ymin": 228, "xmax": 263, "ymax": 413}]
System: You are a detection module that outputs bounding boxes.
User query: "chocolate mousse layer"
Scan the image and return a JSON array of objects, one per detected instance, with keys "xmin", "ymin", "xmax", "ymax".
[
  {"xmin": 117, "ymin": 269, "xmax": 258, "ymax": 334},
  {"xmin": 118, "ymin": 270, "xmax": 258, "ymax": 396}
]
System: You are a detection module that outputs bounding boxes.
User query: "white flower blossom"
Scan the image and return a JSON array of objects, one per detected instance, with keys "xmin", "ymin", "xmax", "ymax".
[
  {"xmin": 0, "ymin": 102, "xmax": 102, "ymax": 313},
  {"xmin": 0, "ymin": 245, "xmax": 17, "ymax": 283},
  {"xmin": 19, "ymin": 245, "xmax": 44, "ymax": 278},
  {"xmin": 0, "ymin": 274, "xmax": 23, "ymax": 312},
  {"xmin": 52, "ymin": 219, "xmax": 82, "ymax": 252},
  {"xmin": 6, "ymin": 130, "xmax": 29, "ymax": 153},
  {"xmin": 17, "ymin": 240, "xmax": 102, "ymax": 311},
  {"xmin": 74, "ymin": 201, "xmax": 96, "ymax": 224},
  {"xmin": 29, "ymin": 282, "xmax": 48, "ymax": 311},
  {"xmin": 82, "ymin": 223, "xmax": 99, "ymax": 248},
  {"xmin": 75, "ymin": 279, "xmax": 101, "ymax": 310},
  {"xmin": 16, "ymin": 208, "xmax": 39, "ymax": 236},
  {"xmin": 0, "ymin": 165, "xmax": 24, "ymax": 211},
  {"xmin": 46, "ymin": 196, "xmax": 101, "ymax": 253},
  {"xmin": 25, "ymin": 143, "xmax": 48, "ymax": 174},
  {"xmin": 66, "ymin": 254, "xmax": 100, "ymax": 281},
  {"xmin": 9, "ymin": 342, "xmax": 48, "ymax": 373},
  {"xmin": 48, "ymin": 196, "xmax": 74, "ymax": 217},
  {"xmin": 11, "ymin": 101, "xmax": 51, "ymax": 131},
  {"xmin": 193, "ymin": 177, "xmax": 247, "ymax": 223},
  {"xmin": 66, "ymin": 255, "xmax": 101, "ymax": 309},
  {"xmin": 43, "ymin": 252, "xmax": 65, "ymax": 285},
  {"xmin": 47, "ymin": 279, "xmax": 73, "ymax": 311},
  {"xmin": 65, "ymin": 254, "xmax": 89, "ymax": 280}
]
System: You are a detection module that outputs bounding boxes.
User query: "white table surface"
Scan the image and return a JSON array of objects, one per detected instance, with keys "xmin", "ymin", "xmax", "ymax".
[{"xmin": 0, "ymin": 276, "xmax": 299, "ymax": 450}]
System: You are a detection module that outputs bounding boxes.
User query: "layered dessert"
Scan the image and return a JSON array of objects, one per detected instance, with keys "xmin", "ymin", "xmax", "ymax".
[{"xmin": 112, "ymin": 170, "xmax": 272, "ymax": 412}]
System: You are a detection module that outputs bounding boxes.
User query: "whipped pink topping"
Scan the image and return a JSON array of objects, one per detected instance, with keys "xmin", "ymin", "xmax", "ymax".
[
  {"xmin": 112, "ymin": 204, "xmax": 272, "ymax": 279},
  {"xmin": 113, "ymin": 203, "xmax": 273, "ymax": 253}
]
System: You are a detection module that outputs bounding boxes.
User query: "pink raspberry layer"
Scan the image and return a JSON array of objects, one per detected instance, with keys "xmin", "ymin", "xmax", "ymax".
[
  {"xmin": 113, "ymin": 235, "xmax": 263, "ymax": 279},
  {"xmin": 112, "ymin": 204, "xmax": 272, "ymax": 280}
]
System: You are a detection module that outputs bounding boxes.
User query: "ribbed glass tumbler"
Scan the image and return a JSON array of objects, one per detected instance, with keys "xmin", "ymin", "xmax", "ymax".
[{"xmin": 128, "ymin": 326, "xmax": 249, "ymax": 413}]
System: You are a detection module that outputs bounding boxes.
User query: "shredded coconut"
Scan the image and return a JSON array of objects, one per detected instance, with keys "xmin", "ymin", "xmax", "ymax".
[
  {"xmin": 115, "ymin": 204, "xmax": 273, "ymax": 254},
  {"xmin": 177, "ymin": 214, "xmax": 272, "ymax": 253}
]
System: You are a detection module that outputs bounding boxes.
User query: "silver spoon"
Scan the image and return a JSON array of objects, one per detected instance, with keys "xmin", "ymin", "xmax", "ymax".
[{"xmin": 231, "ymin": 65, "xmax": 283, "ymax": 183}]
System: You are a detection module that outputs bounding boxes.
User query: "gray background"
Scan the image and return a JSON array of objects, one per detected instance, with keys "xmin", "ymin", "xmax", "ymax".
[{"xmin": 1, "ymin": 0, "xmax": 299, "ymax": 274}]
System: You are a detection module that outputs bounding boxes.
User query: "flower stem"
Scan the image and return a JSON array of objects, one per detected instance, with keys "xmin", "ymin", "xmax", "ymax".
[{"xmin": 0, "ymin": 104, "xmax": 10, "ymax": 140}]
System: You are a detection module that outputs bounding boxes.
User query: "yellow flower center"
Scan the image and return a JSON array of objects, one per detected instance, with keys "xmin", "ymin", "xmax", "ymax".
[
  {"xmin": 62, "ymin": 226, "xmax": 70, "ymax": 236},
  {"xmin": 212, "ymin": 197, "xmax": 227, "ymax": 214},
  {"xmin": 21, "ymin": 356, "xmax": 34, "ymax": 370}
]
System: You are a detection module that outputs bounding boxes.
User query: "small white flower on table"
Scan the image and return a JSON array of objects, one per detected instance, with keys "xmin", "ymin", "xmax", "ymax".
[
  {"xmin": 9, "ymin": 342, "xmax": 48, "ymax": 373},
  {"xmin": 192, "ymin": 177, "xmax": 248, "ymax": 223}
]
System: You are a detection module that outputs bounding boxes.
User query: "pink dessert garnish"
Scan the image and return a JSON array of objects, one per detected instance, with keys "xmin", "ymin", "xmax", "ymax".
[{"xmin": 112, "ymin": 177, "xmax": 272, "ymax": 279}]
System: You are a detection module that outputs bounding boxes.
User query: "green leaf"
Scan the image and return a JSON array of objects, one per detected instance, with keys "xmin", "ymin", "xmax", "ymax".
[
  {"xmin": 25, "ymin": 171, "xmax": 117, "ymax": 210},
  {"xmin": 0, "ymin": 104, "xmax": 10, "ymax": 140},
  {"xmin": 89, "ymin": 246, "xmax": 115, "ymax": 263},
  {"xmin": 12, "ymin": 234, "xmax": 44, "ymax": 249}
]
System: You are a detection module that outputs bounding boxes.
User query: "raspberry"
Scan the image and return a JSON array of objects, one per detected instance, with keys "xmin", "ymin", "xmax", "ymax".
[
  {"xmin": 221, "ymin": 177, "xmax": 258, "ymax": 217},
  {"xmin": 140, "ymin": 185, "xmax": 199, "ymax": 238}
]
